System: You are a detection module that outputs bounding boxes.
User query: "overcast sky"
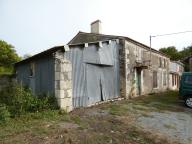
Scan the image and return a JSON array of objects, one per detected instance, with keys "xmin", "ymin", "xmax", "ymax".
[{"xmin": 1, "ymin": 0, "xmax": 192, "ymax": 56}]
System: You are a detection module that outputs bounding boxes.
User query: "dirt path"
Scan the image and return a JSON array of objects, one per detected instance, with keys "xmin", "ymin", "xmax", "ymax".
[{"xmin": 137, "ymin": 110, "xmax": 192, "ymax": 144}]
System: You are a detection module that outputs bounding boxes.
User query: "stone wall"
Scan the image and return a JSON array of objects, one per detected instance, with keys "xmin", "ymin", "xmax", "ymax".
[
  {"xmin": 119, "ymin": 40, "xmax": 126, "ymax": 98},
  {"xmin": 124, "ymin": 41, "xmax": 137, "ymax": 98},
  {"xmin": 54, "ymin": 50, "xmax": 73, "ymax": 112},
  {"xmin": 0, "ymin": 74, "xmax": 13, "ymax": 92},
  {"xmin": 123, "ymin": 40, "xmax": 170, "ymax": 98}
]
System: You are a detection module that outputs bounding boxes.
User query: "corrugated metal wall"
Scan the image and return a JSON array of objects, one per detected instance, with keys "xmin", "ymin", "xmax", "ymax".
[
  {"xmin": 16, "ymin": 63, "xmax": 31, "ymax": 86},
  {"xmin": 15, "ymin": 55, "xmax": 55, "ymax": 95},
  {"xmin": 65, "ymin": 40, "xmax": 120, "ymax": 108},
  {"xmin": 34, "ymin": 56, "xmax": 55, "ymax": 94}
]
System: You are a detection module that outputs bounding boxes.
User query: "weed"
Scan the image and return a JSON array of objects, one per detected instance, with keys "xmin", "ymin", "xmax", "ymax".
[
  {"xmin": 109, "ymin": 104, "xmax": 128, "ymax": 115},
  {"xmin": 0, "ymin": 104, "xmax": 10, "ymax": 123},
  {"xmin": 163, "ymin": 124, "xmax": 176, "ymax": 130}
]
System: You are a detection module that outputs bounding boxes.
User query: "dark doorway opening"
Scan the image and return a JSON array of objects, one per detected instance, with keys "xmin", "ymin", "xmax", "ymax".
[{"xmin": 136, "ymin": 68, "xmax": 141, "ymax": 96}]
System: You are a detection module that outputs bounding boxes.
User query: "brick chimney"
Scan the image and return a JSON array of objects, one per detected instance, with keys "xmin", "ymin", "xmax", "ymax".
[{"xmin": 91, "ymin": 20, "xmax": 102, "ymax": 34}]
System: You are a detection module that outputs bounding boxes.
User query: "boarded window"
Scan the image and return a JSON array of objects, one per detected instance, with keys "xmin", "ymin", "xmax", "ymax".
[{"xmin": 153, "ymin": 71, "xmax": 158, "ymax": 88}]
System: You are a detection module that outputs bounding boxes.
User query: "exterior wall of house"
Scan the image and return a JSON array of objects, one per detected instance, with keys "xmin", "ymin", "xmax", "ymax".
[
  {"xmin": 169, "ymin": 61, "xmax": 184, "ymax": 90},
  {"xmin": 124, "ymin": 40, "xmax": 137, "ymax": 98},
  {"xmin": 54, "ymin": 50, "xmax": 73, "ymax": 112},
  {"xmin": 124, "ymin": 40, "xmax": 169, "ymax": 98},
  {"xmin": 15, "ymin": 55, "xmax": 55, "ymax": 95}
]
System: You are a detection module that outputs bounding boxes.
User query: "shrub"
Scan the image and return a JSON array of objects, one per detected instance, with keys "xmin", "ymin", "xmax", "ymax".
[
  {"xmin": 35, "ymin": 93, "xmax": 59, "ymax": 111},
  {"xmin": 0, "ymin": 104, "xmax": 10, "ymax": 123},
  {"xmin": 0, "ymin": 82, "xmax": 36, "ymax": 116},
  {"xmin": 0, "ymin": 82, "xmax": 58, "ymax": 118}
]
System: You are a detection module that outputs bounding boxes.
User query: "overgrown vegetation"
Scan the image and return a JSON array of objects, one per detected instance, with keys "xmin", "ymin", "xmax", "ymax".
[
  {"xmin": 0, "ymin": 104, "xmax": 10, "ymax": 124},
  {"xmin": 0, "ymin": 40, "xmax": 21, "ymax": 74},
  {"xmin": 0, "ymin": 82, "xmax": 58, "ymax": 123}
]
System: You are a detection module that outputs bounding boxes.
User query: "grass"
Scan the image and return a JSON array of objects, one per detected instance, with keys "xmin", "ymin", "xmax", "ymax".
[
  {"xmin": 0, "ymin": 110, "xmax": 68, "ymax": 141},
  {"xmin": 0, "ymin": 91, "xmax": 182, "ymax": 144},
  {"xmin": 131, "ymin": 90, "xmax": 183, "ymax": 112},
  {"xmin": 163, "ymin": 124, "xmax": 176, "ymax": 130}
]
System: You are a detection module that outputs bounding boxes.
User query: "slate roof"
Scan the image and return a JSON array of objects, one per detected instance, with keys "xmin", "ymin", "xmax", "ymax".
[{"xmin": 68, "ymin": 31, "xmax": 170, "ymax": 58}]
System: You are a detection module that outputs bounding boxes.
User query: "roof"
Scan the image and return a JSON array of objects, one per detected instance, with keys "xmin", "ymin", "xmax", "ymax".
[
  {"xmin": 14, "ymin": 39, "xmax": 116, "ymax": 66},
  {"xmin": 68, "ymin": 31, "xmax": 170, "ymax": 58},
  {"xmin": 15, "ymin": 46, "xmax": 64, "ymax": 66},
  {"xmin": 15, "ymin": 31, "xmax": 170, "ymax": 66}
]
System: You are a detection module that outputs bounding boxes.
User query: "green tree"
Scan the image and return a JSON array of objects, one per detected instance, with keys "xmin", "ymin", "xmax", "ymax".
[
  {"xmin": 159, "ymin": 46, "xmax": 181, "ymax": 60},
  {"xmin": 180, "ymin": 45, "xmax": 192, "ymax": 58},
  {"xmin": 180, "ymin": 45, "xmax": 192, "ymax": 71},
  {"xmin": 0, "ymin": 40, "xmax": 20, "ymax": 74}
]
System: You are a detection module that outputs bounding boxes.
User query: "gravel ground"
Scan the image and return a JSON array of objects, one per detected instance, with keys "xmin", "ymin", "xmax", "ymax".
[{"xmin": 137, "ymin": 110, "xmax": 192, "ymax": 144}]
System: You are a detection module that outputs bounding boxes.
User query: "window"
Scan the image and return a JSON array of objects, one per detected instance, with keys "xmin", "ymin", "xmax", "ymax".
[
  {"xmin": 153, "ymin": 71, "xmax": 158, "ymax": 88},
  {"xmin": 159, "ymin": 57, "xmax": 162, "ymax": 67},
  {"xmin": 172, "ymin": 74, "xmax": 174, "ymax": 86},
  {"xmin": 164, "ymin": 59, "xmax": 166, "ymax": 68},
  {"xmin": 163, "ymin": 72, "xmax": 166, "ymax": 85},
  {"xmin": 184, "ymin": 76, "xmax": 192, "ymax": 85},
  {"xmin": 30, "ymin": 62, "xmax": 35, "ymax": 77}
]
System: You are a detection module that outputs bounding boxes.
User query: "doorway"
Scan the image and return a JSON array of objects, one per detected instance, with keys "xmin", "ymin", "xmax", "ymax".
[{"xmin": 136, "ymin": 68, "xmax": 141, "ymax": 96}]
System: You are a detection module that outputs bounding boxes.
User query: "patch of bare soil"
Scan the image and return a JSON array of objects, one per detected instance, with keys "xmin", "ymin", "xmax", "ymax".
[
  {"xmin": 30, "ymin": 106, "xmax": 171, "ymax": 144},
  {"xmin": 137, "ymin": 111, "xmax": 192, "ymax": 144}
]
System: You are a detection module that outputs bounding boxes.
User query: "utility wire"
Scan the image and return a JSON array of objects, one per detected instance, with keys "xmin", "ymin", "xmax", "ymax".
[
  {"xmin": 151, "ymin": 30, "xmax": 192, "ymax": 37},
  {"xmin": 149, "ymin": 30, "xmax": 192, "ymax": 66}
]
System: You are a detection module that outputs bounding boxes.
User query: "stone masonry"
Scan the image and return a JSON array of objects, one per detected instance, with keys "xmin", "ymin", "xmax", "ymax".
[
  {"xmin": 123, "ymin": 40, "xmax": 169, "ymax": 98},
  {"xmin": 54, "ymin": 50, "xmax": 73, "ymax": 112}
]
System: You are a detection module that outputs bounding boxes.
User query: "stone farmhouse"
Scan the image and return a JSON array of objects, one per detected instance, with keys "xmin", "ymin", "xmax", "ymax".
[{"xmin": 15, "ymin": 20, "xmax": 170, "ymax": 112}]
